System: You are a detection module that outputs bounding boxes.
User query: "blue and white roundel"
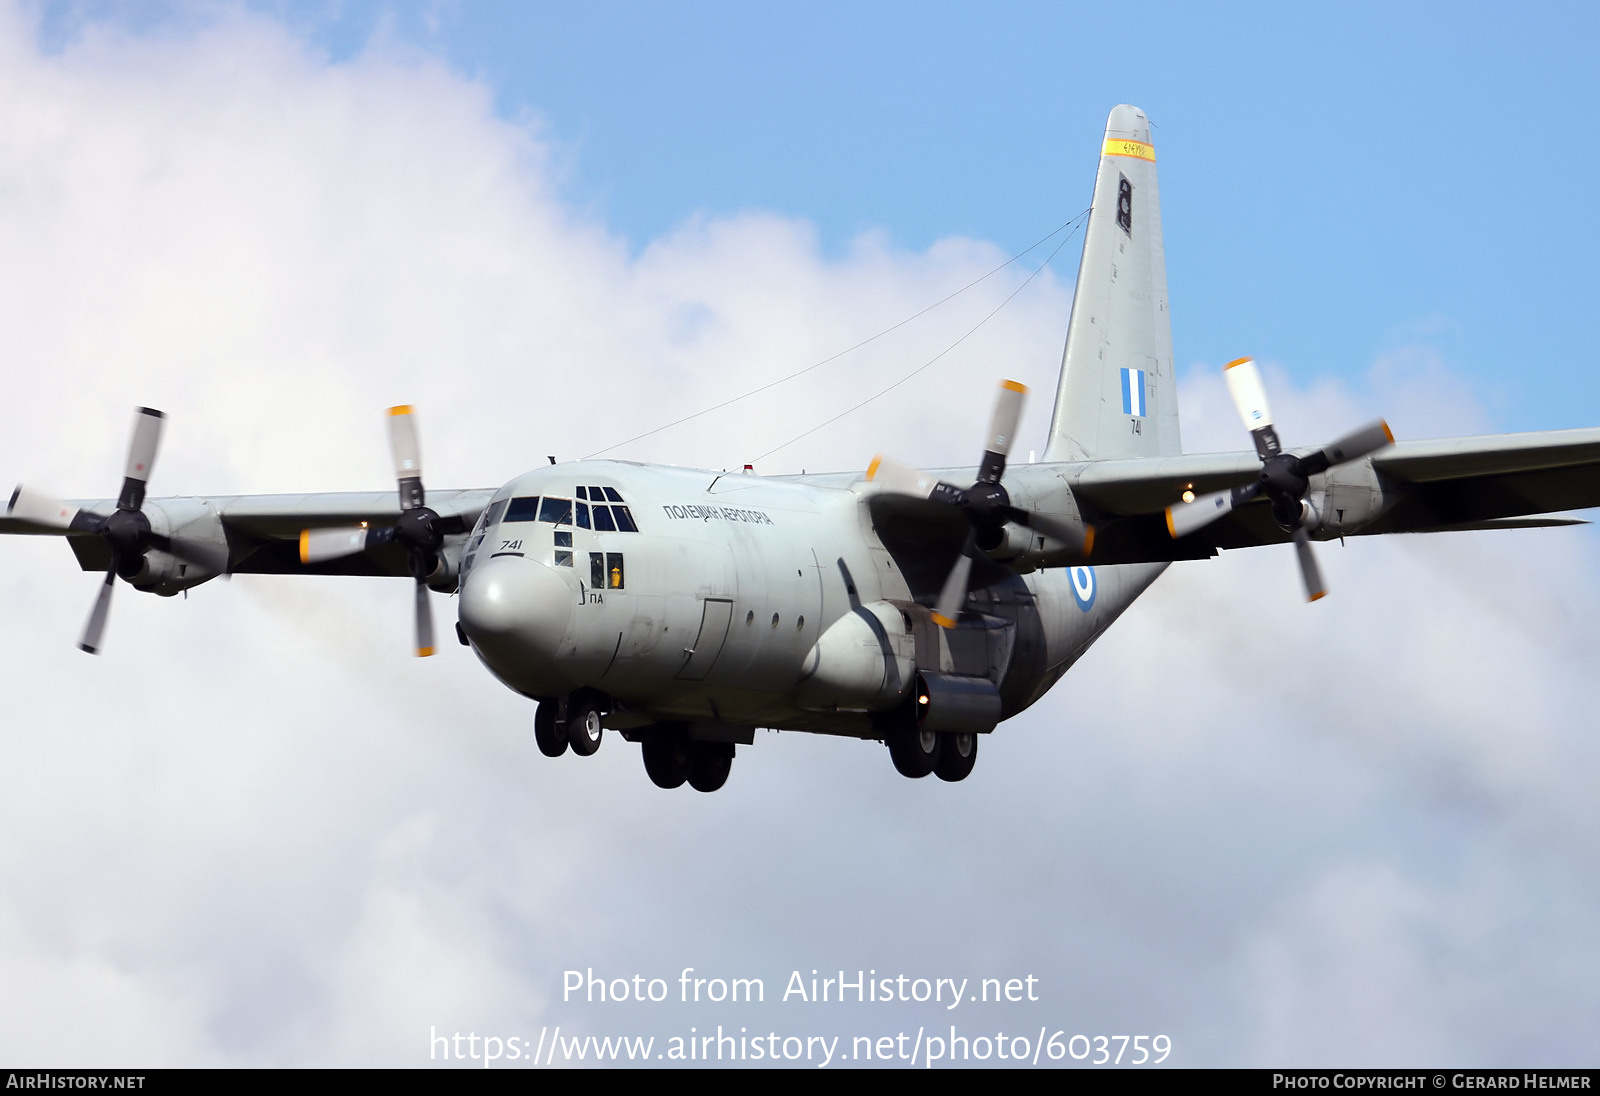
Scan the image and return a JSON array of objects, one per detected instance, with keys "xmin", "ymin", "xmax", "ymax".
[{"xmin": 1069, "ymin": 566, "xmax": 1096, "ymax": 611}]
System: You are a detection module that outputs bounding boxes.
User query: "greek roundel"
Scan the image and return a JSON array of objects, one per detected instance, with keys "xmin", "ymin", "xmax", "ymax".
[{"xmin": 1070, "ymin": 566, "xmax": 1096, "ymax": 611}]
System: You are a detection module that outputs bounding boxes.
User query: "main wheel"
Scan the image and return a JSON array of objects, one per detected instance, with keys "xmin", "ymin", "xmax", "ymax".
[
  {"xmin": 687, "ymin": 742, "xmax": 734, "ymax": 793},
  {"xmin": 934, "ymin": 731, "xmax": 978, "ymax": 782},
  {"xmin": 534, "ymin": 702, "xmax": 567, "ymax": 757},
  {"xmin": 567, "ymin": 697, "xmax": 604, "ymax": 756},
  {"xmin": 887, "ymin": 723, "xmax": 940, "ymax": 779},
  {"xmin": 641, "ymin": 729, "xmax": 691, "ymax": 789}
]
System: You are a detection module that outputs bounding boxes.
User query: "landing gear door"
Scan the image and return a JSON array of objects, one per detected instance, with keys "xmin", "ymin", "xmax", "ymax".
[{"xmin": 677, "ymin": 597, "xmax": 734, "ymax": 681}]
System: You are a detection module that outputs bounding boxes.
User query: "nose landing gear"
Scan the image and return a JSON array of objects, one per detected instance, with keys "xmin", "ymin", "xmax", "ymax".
[{"xmin": 534, "ymin": 693, "xmax": 608, "ymax": 758}]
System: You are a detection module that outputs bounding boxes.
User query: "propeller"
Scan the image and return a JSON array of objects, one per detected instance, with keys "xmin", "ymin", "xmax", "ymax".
[
  {"xmin": 7, "ymin": 407, "xmax": 230, "ymax": 654},
  {"xmin": 867, "ymin": 380, "xmax": 1093, "ymax": 629},
  {"xmin": 297, "ymin": 405, "xmax": 450, "ymax": 656},
  {"xmin": 1164, "ymin": 356, "xmax": 1393, "ymax": 601}
]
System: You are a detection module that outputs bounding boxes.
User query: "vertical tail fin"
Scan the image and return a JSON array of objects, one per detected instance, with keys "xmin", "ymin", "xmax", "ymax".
[{"xmin": 1043, "ymin": 105, "xmax": 1180, "ymax": 461}]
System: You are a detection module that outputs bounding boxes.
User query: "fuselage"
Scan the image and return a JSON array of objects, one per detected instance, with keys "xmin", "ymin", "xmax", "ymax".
[{"xmin": 455, "ymin": 460, "xmax": 1165, "ymax": 739}]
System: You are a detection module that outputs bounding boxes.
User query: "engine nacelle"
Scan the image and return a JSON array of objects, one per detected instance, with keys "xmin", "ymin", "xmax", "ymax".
[
  {"xmin": 1307, "ymin": 458, "xmax": 1384, "ymax": 537},
  {"xmin": 116, "ymin": 500, "xmax": 228, "ymax": 596},
  {"xmin": 792, "ymin": 600, "xmax": 916, "ymax": 711},
  {"xmin": 983, "ymin": 474, "xmax": 1091, "ymax": 570}
]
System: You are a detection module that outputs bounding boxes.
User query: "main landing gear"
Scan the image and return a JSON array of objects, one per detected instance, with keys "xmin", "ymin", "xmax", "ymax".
[
  {"xmin": 881, "ymin": 713, "xmax": 980, "ymax": 782},
  {"xmin": 640, "ymin": 725, "xmax": 734, "ymax": 793}
]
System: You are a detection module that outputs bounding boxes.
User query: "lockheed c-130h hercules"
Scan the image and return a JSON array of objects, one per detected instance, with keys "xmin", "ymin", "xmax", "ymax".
[{"xmin": 8, "ymin": 104, "xmax": 1600, "ymax": 793}]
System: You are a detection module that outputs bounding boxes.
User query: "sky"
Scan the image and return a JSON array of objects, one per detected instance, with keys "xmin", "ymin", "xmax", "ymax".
[{"xmin": 0, "ymin": 0, "xmax": 1597, "ymax": 1069}]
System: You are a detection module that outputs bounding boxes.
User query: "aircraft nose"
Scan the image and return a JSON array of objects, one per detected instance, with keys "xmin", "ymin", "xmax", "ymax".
[{"xmin": 458, "ymin": 555, "xmax": 577, "ymax": 692}]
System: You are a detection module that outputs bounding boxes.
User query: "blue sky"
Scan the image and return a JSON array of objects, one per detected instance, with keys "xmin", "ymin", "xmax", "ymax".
[
  {"xmin": 2, "ymin": 0, "xmax": 1598, "ymax": 1069},
  {"xmin": 36, "ymin": 0, "xmax": 1598, "ymax": 433},
  {"xmin": 138, "ymin": 0, "xmax": 1600, "ymax": 437}
]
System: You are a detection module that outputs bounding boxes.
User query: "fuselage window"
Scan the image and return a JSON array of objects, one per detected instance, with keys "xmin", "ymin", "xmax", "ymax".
[
  {"xmin": 606, "ymin": 552, "xmax": 624, "ymax": 589},
  {"xmin": 504, "ymin": 496, "xmax": 541, "ymax": 523},
  {"xmin": 589, "ymin": 552, "xmax": 605, "ymax": 589},
  {"xmin": 539, "ymin": 497, "xmax": 572, "ymax": 525}
]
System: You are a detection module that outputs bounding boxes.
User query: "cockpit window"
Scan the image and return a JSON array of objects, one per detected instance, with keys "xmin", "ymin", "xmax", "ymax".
[
  {"xmin": 483, "ymin": 499, "xmax": 509, "ymax": 527},
  {"xmin": 504, "ymin": 496, "xmax": 541, "ymax": 523},
  {"xmin": 578, "ymin": 485, "xmax": 639, "ymax": 532},
  {"xmin": 538, "ymin": 497, "xmax": 572, "ymax": 525}
]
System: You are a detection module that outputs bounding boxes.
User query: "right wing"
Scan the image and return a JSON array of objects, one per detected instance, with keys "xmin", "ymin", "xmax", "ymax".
[{"xmin": 1056, "ymin": 427, "xmax": 1600, "ymax": 563}]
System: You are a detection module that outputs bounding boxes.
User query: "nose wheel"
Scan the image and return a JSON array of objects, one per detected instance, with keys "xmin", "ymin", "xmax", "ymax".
[{"xmin": 567, "ymin": 697, "xmax": 604, "ymax": 756}]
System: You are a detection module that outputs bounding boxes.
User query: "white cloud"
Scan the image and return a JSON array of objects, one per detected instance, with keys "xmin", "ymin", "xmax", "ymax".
[{"xmin": 0, "ymin": 2, "xmax": 1595, "ymax": 1068}]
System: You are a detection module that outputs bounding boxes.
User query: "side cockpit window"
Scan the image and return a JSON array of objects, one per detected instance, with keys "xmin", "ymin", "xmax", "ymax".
[{"xmin": 504, "ymin": 496, "xmax": 541, "ymax": 523}]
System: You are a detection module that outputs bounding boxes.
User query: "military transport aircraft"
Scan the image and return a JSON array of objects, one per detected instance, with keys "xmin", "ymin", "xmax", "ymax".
[{"xmin": 6, "ymin": 105, "xmax": 1600, "ymax": 793}]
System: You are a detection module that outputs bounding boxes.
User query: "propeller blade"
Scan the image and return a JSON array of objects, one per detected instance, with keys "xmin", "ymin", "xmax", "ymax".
[
  {"xmin": 414, "ymin": 580, "xmax": 435, "ymax": 657},
  {"xmin": 8, "ymin": 486, "xmax": 81, "ymax": 530},
  {"xmin": 1301, "ymin": 419, "xmax": 1394, "ymax": 476},
  {"xmin": 298, "ymin": 526, "xmax": 371, "ymax": 565},
  {"xmin": 932, "ymin": 531, "xmax": 977, "ymax": 629},
  {"xmin": 388, "ymin": 405, "xmax": 425, "ymax": 510},
  {"xmin": 78, "ymin": 565, "xmax": 117, "ymax": 655},
  {"xmin": 1292, "ymin": 527, "xmax": 1327, "ymax": 602},
  {"xmin": 1223, "ymin": 357, "xmax": 1282, "ymax": 461},
  {"xmin": 865, "ymin": 455, "xmax": 941, "ymax": 498},
  {"xmin": 1010, "ymin": 508, "xmax": 1093, "ymax": 555},
  {"xmin": 117, "ymin": 407, "xmax": 165, "ymax": 512},
  {"xmin": 1166, "ymin": 483, "xmax": 1260, "ymax": 539},
  {"xmin": 978, "ymin": 379, "xmax": 1028, "ymax": 483}
]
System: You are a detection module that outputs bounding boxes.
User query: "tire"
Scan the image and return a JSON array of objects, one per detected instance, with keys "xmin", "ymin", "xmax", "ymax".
[
  {"xmin": 641, "ymin": 729, "xmax": 691, "ymax": 789},
  {"xmin": 567, "ymin": 697, "xmax": 603, "ymax": 756},
  {"xmin": 887, "ymin": 723, "xmax": 940, "ymax": 779},
  {"xmin": 534, "ymin": 702, "xmax": 567, "ymax": 757},
  {"xmin": 934, "ymin": 731, "xmax": 978, "ymax": 782},
  {"xmin": 687, "ymin": 742, "xmax": 734, "ymax": 793}
]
